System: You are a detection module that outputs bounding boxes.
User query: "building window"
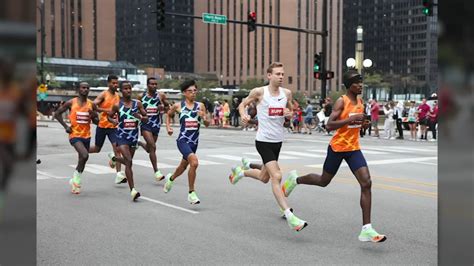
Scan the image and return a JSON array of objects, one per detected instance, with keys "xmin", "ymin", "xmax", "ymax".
[{"xmin": 288, "ymin": 76, "xmax": 293, "ymax": 84}]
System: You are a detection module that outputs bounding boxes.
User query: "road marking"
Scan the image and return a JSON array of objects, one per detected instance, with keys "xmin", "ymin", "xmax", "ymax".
[
  {"xmin": 280, "ymin": 151, "xmax": 325, "ymax": 158},
  {"xmin": 69, "ymin": 164, "xmax": 115, "ymax": 174},
  {"xmin": 305, "ymin": 156, "xmax": 437, "ymax": 168},
  {"xmin": 207, "ymin": 154, "xmax": 255, "ymax": 161},
  {"xmin": 133, "ymin": 160, "xmax": 176, "ymax": 169},
  {"xmin": 166, "ymin": 158, "xmax": 222, "ymax": 165},
  {"xmin": 308, "ymin": 149, "xmax": 388, "ymax": 155},
  {"xmin": 414, "ymin": 161, "xmax": 437, "ymax": 166},
  {"xmin": 243, "ymin": 152, "xmax": 298, "ymax": 159},
  {"xmin": 140, "ymin": 196, "xmax": 199, "ymax": 214},
  {"xmin": 37, "ymin": 170, "xmax": 68, "ymax": 180},
  {"xmin": 372, "ymin": 175, "xmax": 437, "ymax": 187},
  {"xmin": 363, "ymin": 146, "xmax": 436, "ymax": 154},
  {"xmin": 336, "ymin": 178, "xmax": 437, "ymax": 198}
]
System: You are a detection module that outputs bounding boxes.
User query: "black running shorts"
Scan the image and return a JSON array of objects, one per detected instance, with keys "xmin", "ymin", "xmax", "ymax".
[{"xmin": 255, "ymin": 140, "xmax": 282, "ymax": 165}]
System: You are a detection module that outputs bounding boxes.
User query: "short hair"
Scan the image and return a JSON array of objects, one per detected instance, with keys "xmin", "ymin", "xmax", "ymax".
[
  {"xmin": 78, "ymin": 82, "xmax": 89, "ymax": 88},
  {"xmin": 342, "ymin": 70, "xmax": 362, "ymax": 88},
  {"xmin": 179, "ymin": 79, "xmax": 197, "ymax": 92},
  {"xmin": 120, "ymin": 81, "xmax": 132, "ymax": 88},
  {"xmin": 147, "ymin": 77, "xmax": 157, "ymax": 85},
  {"xmin": 266, "ymin": 62, "xmax": 284, "ymax": 74},
  {"xmin": 107, "ymin": 75, "xmax": 119, "ymax": 82}
]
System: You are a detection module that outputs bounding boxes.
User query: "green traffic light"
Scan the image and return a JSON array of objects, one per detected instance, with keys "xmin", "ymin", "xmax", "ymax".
[
  {"xmin": 314, "ymin": 65, "xmax": 320, "ymax": 71},
  {"xmin": 422, "ymin": 8, "xmax": 429, "ymax": 15}
]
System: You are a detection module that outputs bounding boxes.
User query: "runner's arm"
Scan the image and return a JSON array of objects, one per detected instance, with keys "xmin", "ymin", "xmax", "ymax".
[
  {"xmin": 199, "ymin": 102, "xmax": 210, "ymax": 127},
  {"xmin": 166, "ymin": 102, "xmax": 179, "ymax": 135},
  {"xmin": 93, "ymin": 92, "xmax": 108, "ymax": 112},
  {"xmin": 107, "ymin": 104, "xmax": 119, "ymax": 126},
  {"xmin": 326, "ymin": 97, "xmax": 364, "ymax": 131},
  {"xmin": 54, "ymin": 100, "xmax": 73, "ymax": 133},
  {"xmin": 136, "ymin": 101, "xmax": 149, "ymax": 123},
  {"xmin": 239, "ymin": 87, "xmax": 262, "ymax": 124},
  {"xmin": 284, "ymin": 89, "xmax": 294, "ymax": 119},
  {"xmin": 90, "ymin": 103, "xmax": 100, "ymax": 125}
]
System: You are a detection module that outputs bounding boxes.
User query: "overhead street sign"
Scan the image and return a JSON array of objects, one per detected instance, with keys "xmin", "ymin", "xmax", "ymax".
[{"xmin": 202, "ymin": 13, "xmax": 227, "ymax": 25}]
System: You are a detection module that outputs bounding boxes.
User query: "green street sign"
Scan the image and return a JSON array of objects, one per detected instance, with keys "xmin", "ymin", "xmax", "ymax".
[
  {"xmin": 39, "ymin": 92, "xmax": 48, "ymax": 100},
  {"xmin": 202, "ymin": 13, "xmax": 227, "ymax": 25}
]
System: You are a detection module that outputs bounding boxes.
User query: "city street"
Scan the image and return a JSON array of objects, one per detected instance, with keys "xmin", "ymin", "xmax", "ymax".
[{"xmin": 37, "ymin": 122, "xmax": 437, "ymax": 264}]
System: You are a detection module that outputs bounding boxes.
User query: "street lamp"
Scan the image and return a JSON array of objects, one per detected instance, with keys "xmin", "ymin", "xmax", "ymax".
[{"xmin": 346, "ymin": 58, "xmax": 356, "ymax": 69}]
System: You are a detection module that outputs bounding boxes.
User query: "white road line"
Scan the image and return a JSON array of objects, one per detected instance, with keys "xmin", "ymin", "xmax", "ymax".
[
  {"xmin": 140, "ymin": 196, "xmax": 199, "ymax": 214},
  {"xmin": 69, "ymin": 164, "xmax": 115, "ymax": 174},
  {"xmin": 242, "ymin": 152, "xmax": 298, "ymax": 159},
  {"xmin": 207, "ymin": 155, "xmax": 252, "ymax": 161},
  {"xmin": 37, "ymin": 175, "xmax": 50, "ymax": 180},
  {"xmin": 37, "ymin": 170, "xmax": 68, "ymax": 179},
  {"xmin": 133, "ymin": 160, "xmax": 176, "ymax": 169},
  {"xmin": 166, "ymin": 158, "xmax": 222, "ymax": 165},
  {"xmin": 414, "ymin": 161, "xmax": 438, "ymax": 166},
  {"xmin": 285, "ymin": 138, "xmax": 329, "ymax": 144},
  {"xmin": 305, "ymin": 156, "xmax": 438, "ymax": 168},
  {"xmin": 364, "ymin": 146, "xmax": 436, "ymax": 153},
  {"xmin": 307, "ymin": 149, "xmax": 388, "ymax": 155},
  {"xmin": 280, "ymin": 151, "xmax": 325, "ymax": 158}
]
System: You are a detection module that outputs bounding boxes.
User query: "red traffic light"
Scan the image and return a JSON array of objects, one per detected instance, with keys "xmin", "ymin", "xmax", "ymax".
[{"xmin": 249, "ymin": 11, "xmax": 256, "ymax": 20}]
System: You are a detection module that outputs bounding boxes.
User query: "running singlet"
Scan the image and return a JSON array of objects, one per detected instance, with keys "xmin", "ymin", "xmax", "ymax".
[
  {"xmin": 116, "ymin": 100, "xmax": 140, "ymax": 143},
  {"xmin": 69, "ymin": 97, "xmax": 94, "ymax": 139},
  {"xmin": 177, "ymin": 101, "xmax": 201, "ymax": 145},
  {"xmin": 141, "ymin": 91, "xmax": 161, "ymax": 129},
  {"xmin": 0, "ymin": 86, "xmax": 20, "ymax": 143},
  {"xmin": 330, "ymin": 95, "xmax": 364, "ymax": 152},
  {"xmin": 255, "ymin": 86, "xmax": 287, "ymax": 143},
  {"xmin": 98, "ymin": 90, "xmax": 120, "ymax": 128}
]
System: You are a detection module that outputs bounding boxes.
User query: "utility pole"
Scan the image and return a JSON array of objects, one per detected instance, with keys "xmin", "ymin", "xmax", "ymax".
[
  {"xmin": 40, "ymin": 0, "xmax": 46, "ymax": 85},
  {"xmin": 320, "ymin": 0, "xmax": 328, "ymax": 100}
]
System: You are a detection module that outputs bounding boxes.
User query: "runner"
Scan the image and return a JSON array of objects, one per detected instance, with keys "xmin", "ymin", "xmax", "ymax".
[
  {"xmin": 228, "ymin": 62, "xmax": 307, "ymax": 232},
  {"xmin": 54, "ymin": 82, "xmax": 99, "ymax": 194},
  {"xmin": 163, "ymin": 80, "xmax": 210, "ymax": 204},
  {"xmin": 138, "ymin": 77, "xmax": 169, "ymax": 182},
  {"xmin": 107, "ymin": 81, "xmax": 148, "ymax": 201},
  {"xmin": 282, "ymin": 70, "xmax": 387, "ymax": 242},
  {"xmin": 88, "ymin": 75, "xmax": 125, "ymax": 184}
]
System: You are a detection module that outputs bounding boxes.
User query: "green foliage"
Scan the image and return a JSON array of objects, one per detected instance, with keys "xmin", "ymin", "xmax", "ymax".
[
  {"xmin": 239, "ymin": 78, "xmax": 266, "ymax": 91},
  {"xmin": 292, "ymin": 91, "xmax": 307, "ymax": 107},
  {"xmin": 158, "ymin": 79, "xmax": 181, "ymax": 89},
  {"xmin": 196, "ymin": 88, "xmax": 217, "ymax": 103},
  {"xmin": 328, "ymin": 90, "xmax": 345, "ymax": 103}
]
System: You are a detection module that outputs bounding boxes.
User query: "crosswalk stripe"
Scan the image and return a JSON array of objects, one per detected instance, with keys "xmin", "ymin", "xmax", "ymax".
[
  {"xmin": 37, "ymin": 170, "xmax": 68, "ymax": 179},
  {"xmin": 305, "ymin": 156, "xmax": 437, "ymax": 168},
  {"xmin": 166, "ymin": 158, "xmax": 222, "ymax": 165},
  {"xmin": 37, "ymin": 175, "xmax": 50, "ymax": 180},
  {"xmin": 207, "ymin": 155, "xmax": 249, "ymax": 161},
  {"xmin": 280, "ymin": 151, "xmax": 325, "ymax": 158},
  {"xmin": 242, "ymin": 152, "xmax": 298, "ymax": 160},
  {"xmin": 69, "ymin": 164, "xmax": 115, "ymax": 174},
  {"xmin": 364, "ymin": 146, "xmax": 436, "ymax": 153},
  {"xmin": 307, "ymin": 149, "xmax": 388, "ymax": 155},
  {"xmin": 133, "ymin": 160, "xmax": 176, "ymax": 169}
]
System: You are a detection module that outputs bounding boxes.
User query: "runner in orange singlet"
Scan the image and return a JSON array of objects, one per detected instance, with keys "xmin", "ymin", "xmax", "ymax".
[
  {"xmin": 88, "ymin": 75, "xmax": 125, "ymax": 184},
  {"xmin": 55, "ymin": 82, "xmax": 99, "ymax": 194},
  {"xmin": 282, "ymin": 70, "xmax": 387, "ymax": 243}
]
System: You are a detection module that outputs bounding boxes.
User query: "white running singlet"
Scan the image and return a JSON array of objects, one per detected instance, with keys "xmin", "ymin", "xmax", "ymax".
[{"xmin": 255, "ymin": 86, "xmax": 287, "ymax": 142}]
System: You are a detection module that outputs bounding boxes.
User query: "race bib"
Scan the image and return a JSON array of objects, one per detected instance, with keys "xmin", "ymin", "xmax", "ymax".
[
  {"xmin": 123, "ymin": 119, "xmax": 137, "ymax": 130},
  {"xmin": 268, "ymin": 107, "xmax": 284, "ymax": 117},
  {"xmin": 76, "ymin": 111, "xmax": 90, "ymax": 124},
  {"xmin": 348, "ymin": 112, "xmax": 361, "ymax": 128},
  {"xmin": 185, "ymin": 118, "xmax": 199, "ymax": 130},
  {"xmin": 146, "ymin": 106, "xmax": 158, "ymax": 116}
]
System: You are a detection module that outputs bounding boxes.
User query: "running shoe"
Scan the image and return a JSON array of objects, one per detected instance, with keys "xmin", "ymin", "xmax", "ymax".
[
  {"xmin": 69, "ymin": 171, "xmax": 81, "ymax": 194},
  {"xmin": 131, "ymin": 188, "xmax": 141, "ymax": 201},
  {"xmin": 229, "ymin": 166, "xmax": 244, "ymax": 185},
  {"xmin": 358, "ymin": 227, "xmax": 387, "ymax": 243},
  {"xmin": 241, "ymin": 157, "xmax": 251, "ymax": 170},
  {"xmin": 108, "ymin": 152, "xmax": 116, "ymax": 168},
  {"xmin": 188, "ymin": 191, "xmax": 200, "ymax": 204},
  {"xmin": 155, "ymin": 170, "xmax": 165, "ymax": 182},
  {"xmin": 163, "ymin": 173, "xmax": 174, "ymax": 193},
  {"xmin": 115, "ymin": 171, "xmax": 127, "ymax": 184},
  {"xmin": 286, "ymin": 213, "xmax": 308, "ymax": 232},
  {"xmin": 282, "ymin": 170, "xmax": 298, "ymax": 197}
]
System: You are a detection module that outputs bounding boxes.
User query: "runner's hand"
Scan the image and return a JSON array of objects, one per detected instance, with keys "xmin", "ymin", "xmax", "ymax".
[
  {"xmin": 167, "ymin": 127, "xmax": 173, "ymax": 136},
  {"xmin": 349, "ymin": 113, "xmax": 364, "ymax": 124},
  {"xmin": 241, "ymin": 114, "xmax": 251, "ymax": 126},
  {"xmin": 65, "ymin": 126, "xmax": 72, "ymax": 134},
  {"xmin": 283, "ymin": 108, "xmax": 293, "ymax": 119}
]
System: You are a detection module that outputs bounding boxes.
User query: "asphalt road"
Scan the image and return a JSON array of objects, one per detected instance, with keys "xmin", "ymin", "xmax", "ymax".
[{"xmin": 37, "ymin": 122, "xmax": 437, "ymax": 265}]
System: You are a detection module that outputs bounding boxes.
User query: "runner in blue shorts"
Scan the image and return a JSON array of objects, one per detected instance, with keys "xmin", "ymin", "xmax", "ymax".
[
  {"xmin": 138, "ymin": 77, "xmax": 169, "ymax": 182},
  {"xmin": 163, "ymin": 80, "xmax": 210, "ymax": 204},
  {"xmin": 107, "ymin": 81, "xmax": 148, "ymax": 201}
]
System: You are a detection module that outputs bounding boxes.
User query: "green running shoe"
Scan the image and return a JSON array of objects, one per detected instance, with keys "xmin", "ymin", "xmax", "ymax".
[
  {"xmin": 155, "ymin": 170, "xmax": 164, "ymax": 182},
  {"xmin": 229, "ymin": 166, "xmax": 244, "ymax": 185},
  {"xmin": 131, "ymin": 188, "xmax": 141, "ymax": 201},
  {"xmin": 107, "ymin": 152, "xmax": 116, "ymax": 168},
  {"xmin": 69, "ymin": 171, "xmax": 81, "ymax": 194},
  {"xmin": 286, "ymin": 213, "xmax": 308, "ymax": 232},
  {"xmin": 115, "ymin": 171, "xmax": 127, "ymax": 184},
  {"xmin": 358, "ymin": 227, "xmax": 387, "ymax": 243},
  {"xmin": 163, "ymin": 173, "xmax": 174, "ymax": 193},
  {"xmin": 188, "ymin": 191, "xmax": 200, "ymax": 204},
  {"xmin": 241, "ymin": 157, "xmax": 251, "ymax": 170},
  {"xmin": 282, "ymin": 170, "xmax": 298, "ymax": 197}
]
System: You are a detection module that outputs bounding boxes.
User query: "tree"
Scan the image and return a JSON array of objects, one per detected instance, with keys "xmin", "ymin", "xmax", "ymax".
[
  {"xmin": 239, "ymin": 78, "xmax": 266, "ymax": 91},
  {"xmin": 292, "ymin": 91, "xmax": 306, "ymax": 107}
]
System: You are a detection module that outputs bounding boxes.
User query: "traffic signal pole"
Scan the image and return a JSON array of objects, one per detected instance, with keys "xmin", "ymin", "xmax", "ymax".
[{"xmin": 320, "ymin": 0, "xmax": 328, "ymax": 100}]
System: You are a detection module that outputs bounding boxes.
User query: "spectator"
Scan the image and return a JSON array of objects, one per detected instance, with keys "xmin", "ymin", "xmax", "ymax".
[
  {"xmin": 428, "ymin": 101, "xmax": 438, "ymax": 141},
  {"xmin": 394, "ymin": 101, "xmax": 404, "ymax": 139},
  {"xmin": 302, "ymin": 100, "xmax": 314, "ymax": 134},
  {"xmin": 417, "ymin": 98, "xmax": 431, "ymax": 140},
  {"xmin": 360, "ymin": 102, "xmax": 372, "ymax": 137},
  {"xmin": 231, "ymin": 97, "xmax": 240, "ymax": 127},
  {"xmin": 223, "ymin": 99, "xmax": 230, "ymax": 127},
  {"xmin": 383, "ymin": 101, "xmax": 396, "ymax": 139},
  {"xmin": 370, "ymin": 99, "xmax": 380, "ymax": 137},
  {"xmin": 407, "ymin": 101, "xmax": 418, "ymax": 141}
]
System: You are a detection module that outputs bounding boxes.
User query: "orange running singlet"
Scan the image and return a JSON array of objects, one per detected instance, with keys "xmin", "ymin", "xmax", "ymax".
[
  {"xmin": 97, "ymin": 90, "xmax": 120, "ymax": 128},
  {"xmin": 0, "ymin": 85, "xmax": 21, "ymax": 143},
  {"xmin": 69, "ymin": 98, "xmax": 94, "ymax": 139},
  {"xmin": 329, "ymin": 95, "xmax": 364, "ymax": 152}
]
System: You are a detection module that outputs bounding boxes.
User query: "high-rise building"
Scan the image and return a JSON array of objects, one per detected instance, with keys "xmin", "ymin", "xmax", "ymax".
[
  {"xmin": 36, "ymin": 0, "xmax": 116, "ymax": 61},
  {"xmin": 343, "ymin": 0, "xmax": 438, "ymax": 95},
  {"xmin": 115, "ymin": 0, "xmax": 194, "ymax": 72},
  {"xmin": 194, "ymin": 0, "xmax": 344, "ymax": 95}
]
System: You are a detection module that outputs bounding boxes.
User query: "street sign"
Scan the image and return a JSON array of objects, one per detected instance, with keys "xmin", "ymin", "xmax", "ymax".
[
  {"xmin": 38, "ymin": 92, "xmax": 48, "ymax": 100},
  {"xmin": 202, "ymin": 13, "xmax": 227, "ymax": 25}
]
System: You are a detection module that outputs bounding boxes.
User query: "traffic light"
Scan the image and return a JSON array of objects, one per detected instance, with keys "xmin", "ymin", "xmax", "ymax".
[
  {"xmin": 422, "ymin": 0, "xmax": 433, "ymax": 16},
  {"xmin": 156, "ymin": 0, "xmax": 165, "ymax": 30},
  {"xmin": 313, "ymin": 52, "xmax": 322, "ymax": 79},
  {"xmin": 248, "ymin": 11, "xmax": 256, "ymax": 32}
]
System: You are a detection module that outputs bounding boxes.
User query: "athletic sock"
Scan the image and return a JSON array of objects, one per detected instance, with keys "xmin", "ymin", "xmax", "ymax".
[{"xmin": 362, "ymin": 223, "xmax": 372, "ymax": 231}]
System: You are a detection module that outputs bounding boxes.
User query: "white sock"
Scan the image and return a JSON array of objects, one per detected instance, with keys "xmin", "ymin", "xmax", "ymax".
[
  {"xmin": 284, "ymin": 208, "xmax": 293, "ymax": 218},
  {"xmin": 362, "ymin": 223, "xmax": 372, "ymax": 231}
]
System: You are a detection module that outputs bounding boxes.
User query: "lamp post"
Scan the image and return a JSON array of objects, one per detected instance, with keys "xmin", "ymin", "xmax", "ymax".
[{"xmin": 39, "ymin": 0, "xmax": 46, "ymax": 85}]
